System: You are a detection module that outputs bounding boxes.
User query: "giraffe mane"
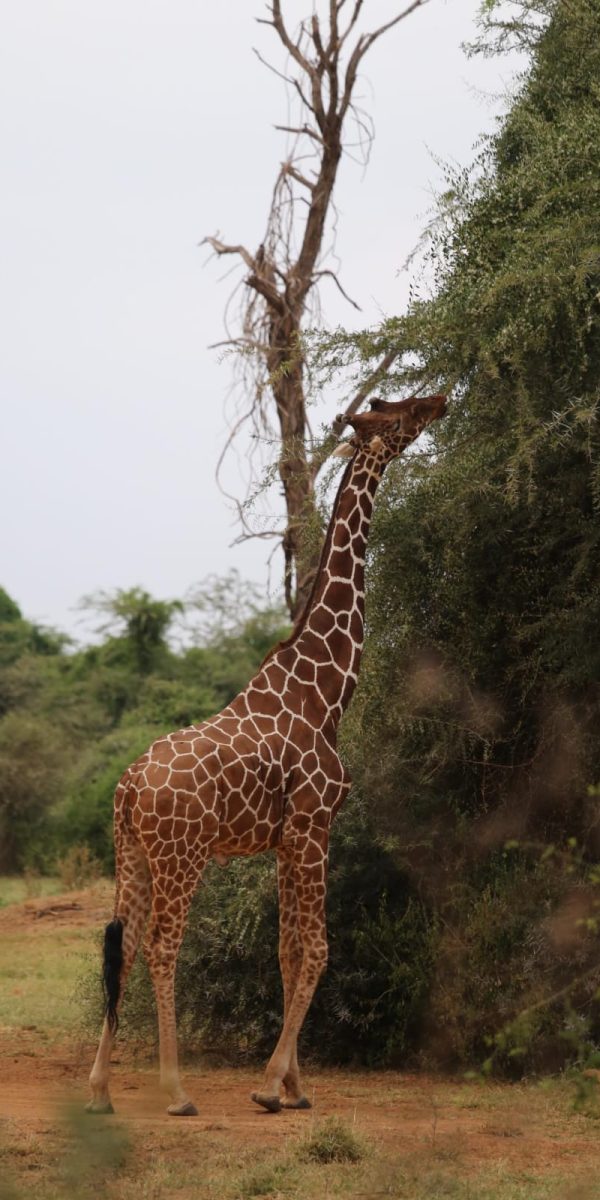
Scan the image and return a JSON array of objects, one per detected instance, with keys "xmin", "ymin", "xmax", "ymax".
[{"xmin": 259, "ymin": 454, "xmax": 357, "ymax": 669}]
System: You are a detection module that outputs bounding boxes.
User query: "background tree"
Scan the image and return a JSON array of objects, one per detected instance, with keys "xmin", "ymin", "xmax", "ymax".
[
  {"xmin": 81, "ymin": 587, "xmax": 184, "ymax": 677},
  {"xmin": 204, "ymin": 0, "xmax": 430, "ymax": 618}
]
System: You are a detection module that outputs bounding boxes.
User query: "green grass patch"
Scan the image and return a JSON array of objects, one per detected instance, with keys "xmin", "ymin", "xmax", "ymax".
[
  {"xmin": 0, "ymin": 875, "xmax": 62, "ymax": 908},
  {"xmin": 0, "ymin": 929, "xmax": 97, "ymax": 1029}
]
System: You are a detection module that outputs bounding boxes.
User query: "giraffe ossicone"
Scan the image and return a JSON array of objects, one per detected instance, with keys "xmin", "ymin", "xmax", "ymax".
[{"xmin": 86, "ymin": 392, "xmax": 446, "ymax": 1117}]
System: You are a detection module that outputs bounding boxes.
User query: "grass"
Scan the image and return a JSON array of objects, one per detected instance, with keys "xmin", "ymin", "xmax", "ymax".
[
  {"xmin": 0, "ymin": 875, "xmax": 62, "ymax": 907},
  {"xmin": 0, "ymin": 927, "xmax": 96, "ymax": 1028},
  {"xmin": 3, "ymin": 1124, "xmax": 600, "ymax": 1200},
  {"xmin": 298, "ymin": 1115, "xmax": 365, "ymax": 1163},
  {"xmin": 0, "ymin": 877, "xmax": 105, "ymax": 1031}
]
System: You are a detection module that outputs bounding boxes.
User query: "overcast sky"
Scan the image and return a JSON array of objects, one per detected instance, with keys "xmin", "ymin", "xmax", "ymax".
[{"xmin": 1, "ymin": 1, "xmax": 521, "ymax": 639}]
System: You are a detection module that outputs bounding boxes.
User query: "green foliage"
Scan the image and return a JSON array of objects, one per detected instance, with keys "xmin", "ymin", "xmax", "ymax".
[
  {"xmin": 58, "ymin": 724, "xmax": 170, "ymax": 871},
  {"xmin": 332, "ymin": 0, "xmax": 600, "ymax": 1072},
  {"xmin": 0, "ymin": 714, "xmax": 65, "ymax": 871},
  {"xmin": 80, "ymin": 586, "xmax": 184, "ymax": 676},
  {"xmin": 184, "ymin": 572, "xmax": 290, "ymax": 707},
  {"xmin": 0, "ymin": 588, "xmax": 21, "ymax": 624}
]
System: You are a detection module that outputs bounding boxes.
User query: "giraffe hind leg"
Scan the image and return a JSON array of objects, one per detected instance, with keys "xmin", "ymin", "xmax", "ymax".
[
  {"xmin": 87, "ymin": 833, "xmax": 152, "ymax": 1113},
  {"xmin": 143, "ymin": 854, "xmax": 210, "ymax": 1117}
]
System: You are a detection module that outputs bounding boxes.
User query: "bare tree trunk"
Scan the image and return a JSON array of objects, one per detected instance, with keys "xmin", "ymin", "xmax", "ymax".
[{"xmin": 204, "ymin": 0, "xmax": 431, "ymax": 618}]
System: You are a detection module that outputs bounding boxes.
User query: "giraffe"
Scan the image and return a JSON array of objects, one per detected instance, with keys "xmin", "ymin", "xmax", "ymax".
[{"xmin": 87, "ymin": 392, "xmax": 446, "ymax": 1117}]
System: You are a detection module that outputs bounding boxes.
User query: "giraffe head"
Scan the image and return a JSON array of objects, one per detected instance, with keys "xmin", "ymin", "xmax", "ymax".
[{"xmin": 333, "ymin": 394, "xmax": 447, "ymax": 460}]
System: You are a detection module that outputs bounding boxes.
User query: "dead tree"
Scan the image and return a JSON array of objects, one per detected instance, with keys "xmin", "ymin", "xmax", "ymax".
[{"xmin": 204, "ymin": 0, "xmax": 431, "ymax": 619}]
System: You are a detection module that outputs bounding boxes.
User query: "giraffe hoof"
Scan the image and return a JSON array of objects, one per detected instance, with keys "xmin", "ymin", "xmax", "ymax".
[
  {"xmin": 251, "ymin": 1092, "xmax": 282, "ymax": 1113},
  {"xmin": 85, "ymin": 1100, "xmax": 115, "ymax": 1115},
  {"xmin": 167, "ymin": 1101, "xmax": 199, "ymax": 1117},
  {"xmin": 282, "ymin": 1096, "xmax": 312, "ymax": 1110}
]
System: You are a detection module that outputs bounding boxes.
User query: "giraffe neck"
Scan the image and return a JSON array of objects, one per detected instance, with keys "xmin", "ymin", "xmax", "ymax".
[{"xmin": 277, "ymin": 449, "xmax": 387, "ymax": 723}]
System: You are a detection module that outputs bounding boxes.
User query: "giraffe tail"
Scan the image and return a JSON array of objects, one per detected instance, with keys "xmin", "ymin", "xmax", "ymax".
[{"xmin": 103, "ymin": 917, "xmax": 123, "ymax": 1033}]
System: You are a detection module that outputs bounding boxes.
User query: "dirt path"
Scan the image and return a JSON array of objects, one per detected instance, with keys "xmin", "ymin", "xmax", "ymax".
[
  {"xmin": 0, "ymin": 879, "xmax": 114, "ymax": 937},
  {"xmin": 1, "ymin": 1027, "xmax": 597, "ymax": 1176}
]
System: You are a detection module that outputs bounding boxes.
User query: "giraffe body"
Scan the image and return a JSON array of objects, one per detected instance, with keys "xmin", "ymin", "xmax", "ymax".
[{"xmin": 87, "ymin": 393, "xmax": 446, "ymax": 1115}]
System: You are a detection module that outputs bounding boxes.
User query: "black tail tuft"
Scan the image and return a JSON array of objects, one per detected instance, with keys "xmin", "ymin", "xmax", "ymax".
[{"xmin": 103, "ymin": 918, "xmax": 123, "ymax": 1033}]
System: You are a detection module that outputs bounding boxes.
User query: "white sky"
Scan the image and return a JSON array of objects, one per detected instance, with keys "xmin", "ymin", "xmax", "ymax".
[{"xmin": 1, "ymin": 1, "xmax": 521, "ymax": 638}]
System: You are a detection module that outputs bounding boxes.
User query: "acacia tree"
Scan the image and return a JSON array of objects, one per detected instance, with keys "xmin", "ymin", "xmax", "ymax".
[
  {"xmin": 204, "ymin": 0, "xmax": 430, "ymax": 618},
  {"xmin": 337, "ymin": 0, "xmax": 600, "ymax": 1068}
]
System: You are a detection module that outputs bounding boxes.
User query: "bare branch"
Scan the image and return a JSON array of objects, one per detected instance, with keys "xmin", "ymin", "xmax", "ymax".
[
  {"xmin": 337, "ymin": 0, "xmax": 364, "ymax": 50},
  {"xmin": 267, "ymin": 0, "xmax": 316, "ymax": 79},
  {"xmin": 307, "ymin": 348, "xmax": 401, "ymax": 483},
  {"xmin": 252, "ymin": 46, "xmax": 295, "ymax": 86},
  {"xmin": 201, "ymin": 235, "xmax": 256, "ymax": 273},
  {"xmin": 332, "ymin": 348, "xmax": 401, "ymax": 434},
  {"xmin": 268, "ymin": 2, "xmax": 328, "ymax": 123},
  {"xmin": 207, "ymin": 336, "xmax": 268, "ymax": 351},
  {"xmin": 340, "ymin": 0, "xmax": 430, "ymax": 122},
  {"xmin": 233, "ymin": 527, "xmax": 282, "ymax": 543},
  {"xmin": 312, "ymin": 268, "xmax": 362, "ymax": 311},
  {"xmin": 274, "ymin": 122, "xmax": 324, "ymax": 145},
  {"xmin": 362, "ymin": 0, "xmax": 431, "ymax": 54},
  {"xmin": 245, "ymin": 272, "xmax": 286, "ymax": 313},
  {"xmin": 311, "ymin": 13, "xmax": 327, "ymax": 67},
  {"xmin": 283, "ymin": 161, "xmax": 315, "ymax": 191},
  {"xmin": 291, "ymin": 76, "xmax": 318, "ymax": 117}
]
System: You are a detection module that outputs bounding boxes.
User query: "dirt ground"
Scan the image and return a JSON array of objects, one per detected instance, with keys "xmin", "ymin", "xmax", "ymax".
[
  {"xmin": 2, "ymin": 1028, "xmax": 599, "ymax": 1167},
  {"xmin": 1, "ymin": 886, "xmax": 600, "ymax": 1199}
]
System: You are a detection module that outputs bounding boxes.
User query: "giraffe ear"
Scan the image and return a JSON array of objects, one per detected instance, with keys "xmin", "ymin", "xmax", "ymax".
[
  {"xmin": 332, "ymin": 442, "xmax": 355, "ymax": 459},
  {"xmin": 369, "ymin": 435, "xmax": 385, "ymax": 452}
]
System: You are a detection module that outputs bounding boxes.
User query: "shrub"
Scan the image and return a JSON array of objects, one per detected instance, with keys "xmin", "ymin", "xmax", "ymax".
[
  {"xmin": 298, "ymin": 1117, "xmax": 365, "ymax": 1164},
  {"xmin": 57, "ymin": 845, "xmax": 102, "ymax": 891}
]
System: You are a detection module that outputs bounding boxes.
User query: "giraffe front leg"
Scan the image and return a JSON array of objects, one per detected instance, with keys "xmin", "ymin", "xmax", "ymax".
[
  {"xmin": 152, "ymin": 969, "xmax": 198, "ymax": 1116},
  {"xmin": 252, "ymin": 831, "xmax": 328, "ymax": 1113},
  {"xmin": 274, "ymin": 849, "xmax": 311, "ymax": 1110}
]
